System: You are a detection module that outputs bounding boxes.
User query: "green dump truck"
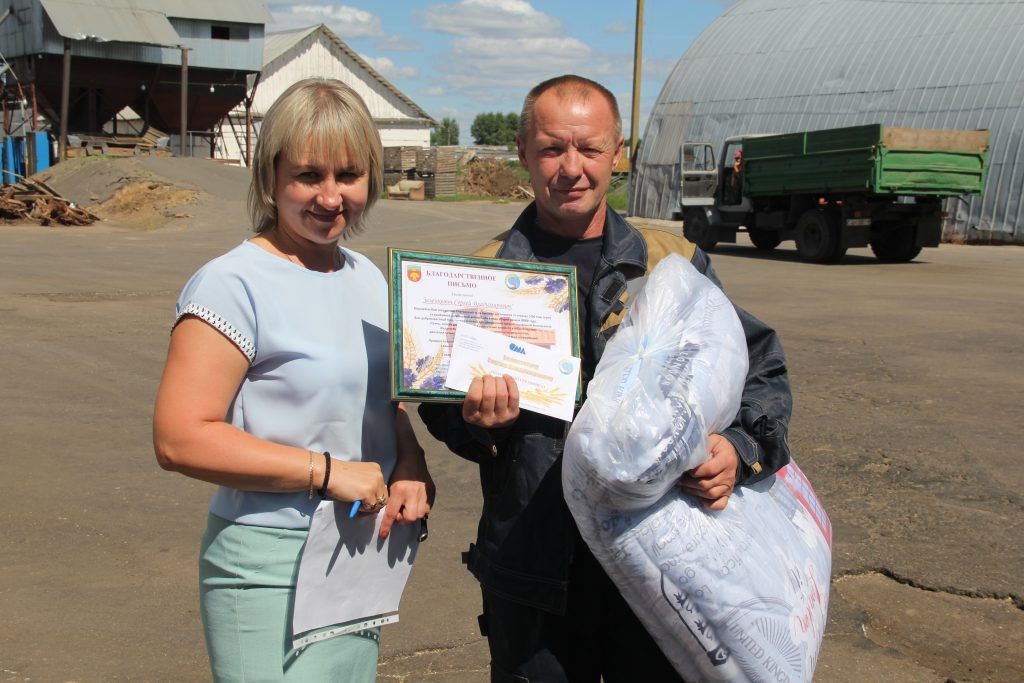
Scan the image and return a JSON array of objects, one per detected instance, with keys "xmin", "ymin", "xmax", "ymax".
[{"xmin": 679, "ymin": 124, "xmax": 989, "ymax": 263}]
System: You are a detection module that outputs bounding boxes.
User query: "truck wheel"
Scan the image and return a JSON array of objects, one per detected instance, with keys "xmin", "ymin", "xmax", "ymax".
[
  {"xmin": 683, "ymin": 210, "xmax": 717, "ymax": 251},
  {"xmin": 795, "ymin": 210, "xmax": 845, "ymax": 263},
  {"xmin": 749, "ymin": 229, "xmax": 782, "ymax": 251},
  {"xmin": 871, "ymin": 226, "xmax": 922, "ymax": 263}
]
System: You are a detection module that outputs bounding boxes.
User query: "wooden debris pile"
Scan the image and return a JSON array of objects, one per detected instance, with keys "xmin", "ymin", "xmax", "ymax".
[
  {"xmin": 0, "ymin": 177, "xmax": 99, "ymax": 226},
  {"xmin": 460, "ymin": 159, "xmax": 533, "ymax": 199}
]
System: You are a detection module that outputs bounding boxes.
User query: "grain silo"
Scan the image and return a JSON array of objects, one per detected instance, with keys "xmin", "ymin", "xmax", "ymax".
[{"xmin": 631, "ymin": 0, "xmax": 1024, "ymax": 245}]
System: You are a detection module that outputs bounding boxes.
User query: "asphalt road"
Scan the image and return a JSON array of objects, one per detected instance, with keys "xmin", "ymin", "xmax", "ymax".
[{"xmin": 1, "ymin": 158, "xmax": 1021, "ymax": 682}]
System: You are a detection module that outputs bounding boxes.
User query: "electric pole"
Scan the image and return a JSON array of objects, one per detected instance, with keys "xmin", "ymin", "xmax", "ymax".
[{"xmin": 630, "ymin": 0, "xmax": 644, "ymax": 162}]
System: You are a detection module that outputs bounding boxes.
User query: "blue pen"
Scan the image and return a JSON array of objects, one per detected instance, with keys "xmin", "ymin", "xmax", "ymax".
[{"xmin": 348, "ymin": 500, "xmax": 361, "ymax": 518}]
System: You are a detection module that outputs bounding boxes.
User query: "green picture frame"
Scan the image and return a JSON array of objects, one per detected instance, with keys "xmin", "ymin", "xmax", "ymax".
[{"xmin": 389, "ymin": 248, "xmax": 581, "ymax": 403}]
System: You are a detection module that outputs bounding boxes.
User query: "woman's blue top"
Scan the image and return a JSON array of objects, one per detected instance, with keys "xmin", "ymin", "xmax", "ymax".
[{"xmin": 174, "ymin": 241, "xmax": 397, "ymax": 529}]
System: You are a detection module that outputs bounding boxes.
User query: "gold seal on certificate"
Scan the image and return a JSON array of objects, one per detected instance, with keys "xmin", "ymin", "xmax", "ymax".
[{"xmin": 389, "ymin": 248, "xmax": 581, "ymax": 416}]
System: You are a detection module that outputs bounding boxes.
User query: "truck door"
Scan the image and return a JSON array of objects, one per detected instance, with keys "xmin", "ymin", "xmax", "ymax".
[
  {"xmin": 720, "ymin": 140, "xmax": 744, "ymax": 207},
  {"xmin": 680, "ymin": 143, "xmax": 716, "ymax": 207}
]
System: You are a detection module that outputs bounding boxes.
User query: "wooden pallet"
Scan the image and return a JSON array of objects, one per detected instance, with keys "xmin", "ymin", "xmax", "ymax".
[
  {"xmin": 423, "ymin": 172, "xmax": 457, "ymax": 198},
  {"xmin": 383, "ymin": 146, "xmax": 418, "ymax": 172},
  {"xmin": 417, "ymin": 147, "xmax": 458, "ymax": 174}
]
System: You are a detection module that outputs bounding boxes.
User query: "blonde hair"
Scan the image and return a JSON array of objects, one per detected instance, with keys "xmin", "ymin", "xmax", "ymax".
[{"xmin": 248, "ymin": 78, "xmax": 383, "ymax": 236}]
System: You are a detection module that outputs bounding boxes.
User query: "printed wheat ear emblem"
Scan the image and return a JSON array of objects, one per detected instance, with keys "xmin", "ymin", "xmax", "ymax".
[{"xmin": 521, "ymin": 386, "xmax": 567, "ymax": 407}]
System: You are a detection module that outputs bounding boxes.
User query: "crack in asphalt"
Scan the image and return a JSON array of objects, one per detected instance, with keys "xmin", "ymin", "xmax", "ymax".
[
  {"xmin": 379, "ymin": 639, "xmax": 483, "ymax": 664},
  {"xmin": 378, "ymin": 641, "xmax": 489, "ymax": 683},
  {"xmin": 20, "ymin": 289, "xmax": 177, "ymax": 302},
  {"xmin": 382, "ymin": 646, "xmax": 465, "ymax": 660},
  {"xmin": 834, "ymin": 568, "xmax": 1024, "ymax": 610}
]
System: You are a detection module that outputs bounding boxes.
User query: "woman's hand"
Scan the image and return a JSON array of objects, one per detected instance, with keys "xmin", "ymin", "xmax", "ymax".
[{"xmin": 325, "ymin": 459, "xmax": 388, "ymax": 510}]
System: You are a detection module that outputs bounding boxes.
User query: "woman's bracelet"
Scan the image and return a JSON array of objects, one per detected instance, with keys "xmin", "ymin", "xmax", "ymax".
[
  {"xmin": 306, "ymin": 450, "xmax": 316, "ymax": 500},
  {"xmin": 317, "ymin": 451, "xmax": 332, "ymax": 499}
]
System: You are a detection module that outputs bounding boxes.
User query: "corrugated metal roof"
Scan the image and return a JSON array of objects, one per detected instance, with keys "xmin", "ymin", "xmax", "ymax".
[
  {"xmin": 131, "ymin": 0, "xmax": 266, "ymax": 25},
  {"xmin": 632, "ymin": 0, "xmax": 1024, "ymax": 244},
  {"xmin": 264, "ymin": 24, "xmax": 436, "ymax": 125},
  {"xmin": 39, "ymin": 0, "xmax": 181, "ymax": 46},
  {"xmin": 38, "ymin": 0, "xmax": 266, "ymax": 47},
  {"xmin": 263, "ymin": 25, "xmax": 318, "ymax": 66}
]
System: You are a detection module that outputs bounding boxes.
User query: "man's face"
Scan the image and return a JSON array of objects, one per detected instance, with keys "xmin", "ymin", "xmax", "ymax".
[{"xmin": 517, "ymin": 89, "xmax": 624, "ymax": 233}]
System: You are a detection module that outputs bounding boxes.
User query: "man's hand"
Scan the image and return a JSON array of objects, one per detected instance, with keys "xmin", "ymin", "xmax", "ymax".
[
  {"xmin": 380, "ymin": 455, "xmax": 435, "ymax": 540},
  {"xmin": 462, "ymin": 374, "xmax": 520, "ymax": 429},
  {"xmin": 678, "ymin": 433, "xmax": 740, "ymax": 511},
  {"xmin": 380, "ymin": 403, "xmax": 436, "ymax": 539}
]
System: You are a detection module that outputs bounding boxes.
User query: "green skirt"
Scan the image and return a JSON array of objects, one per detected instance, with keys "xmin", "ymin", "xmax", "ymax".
[{"xmin": 199, "ymin": 513, "xmax": 379, "ymax": 682}]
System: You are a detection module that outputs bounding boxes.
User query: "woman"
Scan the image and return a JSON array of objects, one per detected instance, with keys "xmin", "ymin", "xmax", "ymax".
[{"xmin": 153, "ymin": 78, "xmax": 434, "ymax": 681}]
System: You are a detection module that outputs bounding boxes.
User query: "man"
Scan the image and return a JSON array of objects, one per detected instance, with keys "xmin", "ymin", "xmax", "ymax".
[
  {"xmin": 419, "ymin": 75, "xmax": 792, "ymax": 682},
  {"xmin": 729, "ymin": 149, "xmax": 744, "ymax": 203}
]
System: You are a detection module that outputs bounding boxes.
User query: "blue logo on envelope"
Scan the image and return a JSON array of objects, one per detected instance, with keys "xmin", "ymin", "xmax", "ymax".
[
  {"xmin": 505, "ymin": 274, "xmax": 521, "ymax": 290},
  {"xmin": 559, "ymin": 359, "xmax": 575, "ymax": 375}
]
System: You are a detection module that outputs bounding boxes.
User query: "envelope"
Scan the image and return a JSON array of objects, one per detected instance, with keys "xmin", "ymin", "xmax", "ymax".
[{"xmin": 445, "ymin": 322, "xmax": 581, "ymax": 421}]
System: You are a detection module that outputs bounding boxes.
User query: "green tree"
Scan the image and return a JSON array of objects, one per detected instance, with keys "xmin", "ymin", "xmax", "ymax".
[
  {"xmin": 431, "ymin": 117, "xmax": 460, "ymax": 146},
  {"xmin": 470, "ymin": 112, "xmax": 520, "ymax": 147}
]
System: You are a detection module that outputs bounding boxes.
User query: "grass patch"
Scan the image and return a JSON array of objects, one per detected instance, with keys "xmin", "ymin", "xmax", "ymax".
[{"xmin": 606, "ymin": 175, "xmax": 629, "ymax": 212}]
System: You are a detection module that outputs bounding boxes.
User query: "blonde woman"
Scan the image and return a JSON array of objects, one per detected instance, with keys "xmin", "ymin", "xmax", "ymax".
[{"xmin": 153, "ymin": 78, "xmax": 434, "ymax": 681}]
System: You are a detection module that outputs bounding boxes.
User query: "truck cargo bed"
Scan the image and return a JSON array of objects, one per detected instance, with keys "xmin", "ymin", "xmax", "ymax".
[{"xmin": 743, "ymin": 124, "xmax": 988, "ymax": 197}]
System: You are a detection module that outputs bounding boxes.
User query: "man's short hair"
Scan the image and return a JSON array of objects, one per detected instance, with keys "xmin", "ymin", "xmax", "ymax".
[{"xmin": 518, "ymin": 75, "xmax": 623, "ymax": 140}]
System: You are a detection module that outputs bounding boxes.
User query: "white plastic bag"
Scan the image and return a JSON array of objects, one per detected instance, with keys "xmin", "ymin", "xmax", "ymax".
[{"xmin": 563, "ymin": 254, "xmax": 831, "ymax": 682}]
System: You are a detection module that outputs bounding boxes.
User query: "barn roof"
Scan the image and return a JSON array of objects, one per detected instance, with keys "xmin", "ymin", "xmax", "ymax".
[
  {"xmin": 263, "ymin": 24, "xmax": 436, "ymax": 125},
  {"xmin": 39, "ymin": 0, "xmax": 181, "ymax": 46}
]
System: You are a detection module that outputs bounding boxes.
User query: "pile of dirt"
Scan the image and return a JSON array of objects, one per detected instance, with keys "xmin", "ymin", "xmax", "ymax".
[
  {"xmin": 31, "ymin": 156, "xmax": 201, "ymax": 229},
  {"xmin": 95, "ymin": 180, "xmax": 197, "ymax": 227},
  {"xmin": 460, "ymin": 159, "xmax": 533, "ymax": 199}
]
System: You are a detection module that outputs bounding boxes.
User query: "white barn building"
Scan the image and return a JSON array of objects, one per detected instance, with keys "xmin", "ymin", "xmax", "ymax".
[{"xmin": 218, "ymin": 24, "xmax": 436, "ymax": 165}]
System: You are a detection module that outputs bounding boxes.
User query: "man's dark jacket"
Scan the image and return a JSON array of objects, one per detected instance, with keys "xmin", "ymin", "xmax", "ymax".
[{"xmin": 419, "ymin": 203, "xmax": 792, "ymax": 615}]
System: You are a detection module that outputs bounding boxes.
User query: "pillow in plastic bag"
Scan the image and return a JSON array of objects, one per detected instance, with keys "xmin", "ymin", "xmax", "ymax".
[{"xmin": 563, "ymin": 253, "xmax": 831, "ymax": 682}]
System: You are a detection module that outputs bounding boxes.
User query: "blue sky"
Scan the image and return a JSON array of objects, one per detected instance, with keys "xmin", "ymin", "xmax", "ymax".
[{"xmin": 265, "ymin": 1, "xmax": 733, "ymax": 144}]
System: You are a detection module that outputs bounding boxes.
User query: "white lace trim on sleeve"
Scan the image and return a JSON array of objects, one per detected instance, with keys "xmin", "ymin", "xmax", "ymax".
[{"xmin": 175, "ymin": 302, "xmax": 256, "ymax": 363}]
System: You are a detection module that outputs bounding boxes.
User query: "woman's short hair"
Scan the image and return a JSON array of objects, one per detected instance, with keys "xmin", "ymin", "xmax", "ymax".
[{"xmin": 248, "ymin": 78, "xmax": 383, "ymax": 236}]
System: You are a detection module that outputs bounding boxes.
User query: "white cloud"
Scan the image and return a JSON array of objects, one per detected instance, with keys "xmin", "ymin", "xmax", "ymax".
[
  {"xmin": 269, "ymin": 4, "xmax": 384, "ymax": 38},
  {"xmin": 421, "ymin": 0, "xmax": 562, "ymax": 38},
  {"xmin": 604, "ymin": 20, "xmax": 629, "ymax": 35},
  {"xmin": 421, "ymin": 86, "xmax": 446, "ymax": 96},
  {"xmin": 418, "ymin": 1, "xmax": 637, "ymax": 107},
  {"xmin": 376, "ymin": 35, "xmax": 422, "ymax": 52},
  {"xmin": 360, "ymin": 55, "xmax": 419, "ymax": 80},
  {"xmin": 643, "ymin": 56, "xmax": 678, "ymax": 81},
  {"xmin": 438, "ymin": 36, "xmax": 591, "ymax": 96}
]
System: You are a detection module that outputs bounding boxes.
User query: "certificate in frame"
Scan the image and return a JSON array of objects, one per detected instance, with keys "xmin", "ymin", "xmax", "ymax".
[{"xmin": 389, "ymin": 248, "xmax": 580, "ymax": 403}]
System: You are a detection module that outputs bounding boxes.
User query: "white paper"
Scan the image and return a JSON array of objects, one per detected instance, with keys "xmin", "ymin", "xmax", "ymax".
[
  {"xmin": 445, "ymin": 322, "xmax": 581, "ymax": 421},
  {"xmin": 292, "ymin": 502, "xmax": 420, "ymax": 648}
]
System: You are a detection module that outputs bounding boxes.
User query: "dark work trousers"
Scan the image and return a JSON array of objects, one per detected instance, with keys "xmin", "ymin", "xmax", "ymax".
[{"xmin": 479, "ymin": 534, "xmax": 686, "ymax": 683}]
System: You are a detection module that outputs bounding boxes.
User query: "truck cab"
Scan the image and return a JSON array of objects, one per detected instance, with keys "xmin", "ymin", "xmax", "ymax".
[{"xmin": 679, "ymin": 136, "xmax": 761, "ymax": 251}]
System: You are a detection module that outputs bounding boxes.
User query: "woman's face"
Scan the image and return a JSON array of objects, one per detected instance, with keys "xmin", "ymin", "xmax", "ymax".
[{"xmin": 273, "ymin": 147, "xmax": 369, "ymax": 245}]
